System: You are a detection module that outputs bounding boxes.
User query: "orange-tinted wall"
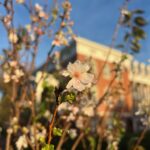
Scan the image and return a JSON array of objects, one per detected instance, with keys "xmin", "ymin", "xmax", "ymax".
[{"xmin": 77, "ymin": 53, "xmax": 133, "ymax": 113}]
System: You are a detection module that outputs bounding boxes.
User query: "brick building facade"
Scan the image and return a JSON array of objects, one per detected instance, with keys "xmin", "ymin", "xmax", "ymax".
[{"xmin": 59, "ymin": 37, "xmax": 150, "ymax": 131}]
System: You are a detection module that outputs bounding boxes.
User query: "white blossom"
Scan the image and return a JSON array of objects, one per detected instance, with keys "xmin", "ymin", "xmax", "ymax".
[
  {"xmin": 44, "ymin": 110, "xmax": 51, "ymax": 119},
  {"xmin": 135, "ymin": 98, "xmax": 150, "ymax": 126},
  {"xmin": 9, "ymin": 31, "xmax": 18, "ymax": 44},
  {"xmin": 35, "ymin": 71, "xmax": 59, "ymax": 102},
  {"xmin": 30, "ymin": 33, "xmax": 36, "ymax": 41},
  {"xmin": 69, "ymin": 129, "xmax": 77, "ymax": 139},
  {"xmin": 68, "ymin": 105, "xmax": 79, "ymax": 115},
  {"xmin": 7, "ymin": 128, "xmax": 13, "ymax": 134},
  {"xmin": 3, "ymin": 73, "xmax": 11, "ymax": 83},
  {"xmin": 76, "ymin": 116, "xmax": 84, "ymax": 129},
  {"xmin": 16, "ymin": 135, "xmax": 28, "ymax": 150},
  {"xmin": 15, "ymin": 69, "xmax": 24, "ymax": 78},
  {"xmin": 11, "ymin": 117, "xmax": 18, "ymax": 125},
  {"xmin": 39, "ymin": 11, "xmax": 49, "ymax": 19},
  {"xmin": 11, "ymin": 69, "xmax": 24, "ymax": 82},
  {"xmin": 9, "ymin": 61, "xmax": 17, "ymax": 67},
  {"xmin": 37, "ymin": 128, "xmax": 47, "ymax": 140},
  {"xmin": 62, "ymin": 60, "xmax": 94, "ymax": 91},
  {"xmin": 4, "ymin": 15, "xmax": 12, "ymax": 26},
  {"xmin": 3, "ymin": 68, "xmax": 24, "ymax": 83},
  {"xmin": 67, "ymin": 113, "xmax": 76, "ymax": 122},
  {"xmin": 35, "ymin": 3, "xmax": 43, "ymax": 12},
  {"xmin": 121, "ymin": 9, "xmax": 130, "ymax": 16},
  {"xmin": 58, "ymin": 102, "xmax": 68, "ymax": 112},
  {"xmin": 30, "ymin": 125, "xmax": 46, "ymax": 144},
  {"xmin": 81, "ymin": 106, "xmax": 94, "ymax": 117}
]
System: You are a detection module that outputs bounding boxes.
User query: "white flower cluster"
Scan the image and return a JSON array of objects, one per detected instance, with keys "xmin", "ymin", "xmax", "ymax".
[
  {"xmin": 34, "ymin": 3, "xmax": 49, "ymax": 20},
  {"xmin": 52, "ymin": 31, "xmax": 69, "ymax": 46},
  {"xmin": 8, "ymin": 30, "xmax": 18, "ymax": 44},
  {"xmin": 3, "ymin": 61, "xmax": 24, "ymax": 83},
  {"xmin": 35, "ymin": 71, "xmax": 59, "ymax": 103},
  {"xmin": 25, "ymin": 24, "xmax": 35, "ymax": 42},
  {"xmin": 57, "ymin": 61, "xmax": 96, "ymax": 125},
  {"xmin": 121, "ymin": 8, "xmax": 130, "ymax": 16},
  {"xmin": 3, "ymin": 15, "xmax": 12, "ymax": 27},
  {"xmin": 104, "ymin": 117, "xmax": 124, "ymax": 150},
  {"xmin": 135, "ymin": 99, "xmax": 150, "ymax": 126},
  {"xmin": 68, "ymin": 129, "xmax": 77, "ymax": 139},
  {"xmin": 30, "ymin": 124, "xmax": 47, "ymax": 144},
  {"xmin": 16, "ymin": 135, "xmax": 28, "ymax": 150},
  {"xmin": 58, "ymin": 102, "xmax": 90, "ymax": 128},
  {"xmin": 15, "ymin": 123, "xmax": 47, "ymax": 149},
  {"xmin": 58, "ymin": 102, "xmax": 79, "ymax": 122},
  {"xmin": 77, "ymin": 94, "xmax": 97, "ymax": 117}
]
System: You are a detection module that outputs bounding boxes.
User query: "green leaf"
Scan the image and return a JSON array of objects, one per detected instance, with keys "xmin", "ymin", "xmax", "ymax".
[
  {"xmin": 116, "ymin": 44, "xmax": 124, "ymax": 49},
  {"xmin": 40, "ymin": 101, "xmax": 47, "ymax": 113},
  {"xmin": 42, "ymin": 144, "xmax": 54, "ymax": 150},
  {"xmin": 39, "ymin": 137, "xmax": 45, "ymax": 144},
  {"xmin": 21, "ymin": 28, "xmax": 27, "ymax": 36},
  {"xmin": 122, "ymin": 12, "xmax": 132, "ymax": 24},
  {"xmin": 134, "ymin": 16, "xmax": 147, "ymax": 26},
  {"xmin": 53, "ymin": 127, "xmax": 62, "ymax": 137},
  {"xmin": 85, "ymin": 127, "xmax": 90, "ymax": 134},
  {"xmin": 16, "ymin": 43, "xmax": 22, "ymax": 51},
  {"xmin": 42, "ymin": 80, "xmax": 50, "ymax": 88},
  {"xmin": 61, "ymin": 92, "xmax": 76, "ymax": 103},
  {"xmin": 67, "ymin": 26, "xmax": 73, "ymax": 34},
  {"xmin": 132, "ymin": 9, "xmax": 144, "ymax": 14},
  {"xmin": 131, "ymin": 40, "xmax": 141, "ymax": 52},
  {"xmin": 65, "ymin": 93, "xmax": 75, "ymax": 103},
  {"xmin": 88, "ymin": 136, "xmax": 96, "ymax": 150},
  {"xmin": 121, "ymin": 55, "xmax": 128, "ymax": 61},
  {"xmin": 124, "ymin": 33, "xmax": 130, "ymax": 42},
  {"xmin": 132, "ymin": 26, "xmax": 146, "ymax": 39},
  {"xmin": 51, "ymin": 7, "xmax": 58, "ymax": 23},
  {"xmin": 42, "ymin": 85, "xmax": 55, "ymax": 99}
]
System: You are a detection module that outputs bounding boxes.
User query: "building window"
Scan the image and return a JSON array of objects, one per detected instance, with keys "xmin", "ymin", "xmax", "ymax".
[
  {"xmin": 103, "ymin": 64, "xmax": 111, "ymax": 79},
  {"xmin": 90, "ymin": 59, "xmax": 98, "ymax": 74},
  {"xmin": 118, "ymin": 94, "xmax": 125, "ymax": 106}
]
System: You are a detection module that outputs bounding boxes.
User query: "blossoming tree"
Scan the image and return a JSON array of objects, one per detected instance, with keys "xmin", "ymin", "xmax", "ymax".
[{"xmin": 0, "ymin": 0, "xmax": 148, "ymax": 150}]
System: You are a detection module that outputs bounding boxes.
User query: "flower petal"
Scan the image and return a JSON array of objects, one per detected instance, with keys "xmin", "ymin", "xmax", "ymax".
[
  {"xmin": 62, "ymin": 70, "xmax": 70, "ymax": 77},
  {"xmin": 72, "ymin": 79, "xmax": 85, "ymax": 91},
  {"xmin": 80, "ymin": 73, "xmax": 94, "ymax": 84},
  {"xmin": 66, "ymin": 78, "xmax": 85, "ymax": 91},
  {"xmin": 74, "ymin": 61, "xmax": 89, "ymax": 73},
  {"xmin": 67, "ymin": 62, "xmax": 76, "ymax": 74},
  {"xmin": 66, "ymin": 78, "xmax": 75, "ymax": 89},
  {"xmin": 83, "ymin": 63, "xmax": 90, "ymax": 72}
]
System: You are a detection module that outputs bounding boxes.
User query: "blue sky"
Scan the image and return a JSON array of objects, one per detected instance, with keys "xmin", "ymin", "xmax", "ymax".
[
  {"xmin": 70, "ymin": 0, "xmax": 150, "ymax": 63},
  {"xmin": 0, "ymin": 0, "xmax": 150, "ymax": 66}
]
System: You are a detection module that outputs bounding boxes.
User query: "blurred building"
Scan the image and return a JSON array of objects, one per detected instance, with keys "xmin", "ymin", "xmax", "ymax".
[
  {"xmin": 39, "ymin": 37, "xmax": 150, "ymax": 131},
  {"xmin": 58, "ymin": 37, "xmax": 150, "ymax": 131}
]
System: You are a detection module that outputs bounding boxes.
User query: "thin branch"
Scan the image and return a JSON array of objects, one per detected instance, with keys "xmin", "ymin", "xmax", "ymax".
[
  {"xmin": 5, "ymin": 131, "xmax": 12, "ymax": 150},
  {"xmin": 30, "ymin": 88, "xmax": 38, "ymax": 150},
  {"xmin": 133, "ymin": 126, "xmax": 148, "ymax": 150},
  {"xmin": 26, "ymin": 135, "xmax": 34, "ymax": 150},
  {"xmin": 97, "ymin": 0, "xmax": 129, "ymax": 82},
  {"xmin": 71, "ymin": 132, "xmax": 84, "ymax": 150},
  {"xmin": 97, "ymin": 136, "xmax": 103, "ymax": 150},
  {"xmin": 48, "ymin": 105, "xmax": 58, "ymax": 144},
  {"xmin": 56, "ymin": 123, "xmax": 71, "ymax": 150}
]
